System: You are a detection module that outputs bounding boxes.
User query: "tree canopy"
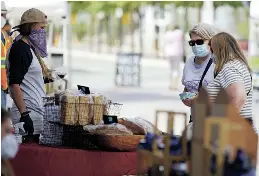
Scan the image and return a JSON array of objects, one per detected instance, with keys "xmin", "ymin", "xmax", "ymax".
[{"xmin": 70, "ymin": 1, "xmax": 247, "ymax": 15}]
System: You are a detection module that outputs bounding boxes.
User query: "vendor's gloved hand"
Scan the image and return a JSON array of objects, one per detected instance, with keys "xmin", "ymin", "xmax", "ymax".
[
  {"xmin": 3, "ymin": 89, "xmax": 8, "ymax": 94},
  {"xmin": 44, "ymin": 77, "xmax": 54, "ymax": 84},
  {"xmin": 20, "ymin": 111, "xmax": 34, "ymax": 135}
]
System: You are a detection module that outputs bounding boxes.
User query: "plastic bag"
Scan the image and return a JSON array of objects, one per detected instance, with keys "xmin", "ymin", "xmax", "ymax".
[{"xmin": 83, "ymin": 123, "xmax": 133, "ymax": 135}]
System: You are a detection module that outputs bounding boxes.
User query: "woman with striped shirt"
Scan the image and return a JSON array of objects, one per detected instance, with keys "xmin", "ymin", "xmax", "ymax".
[{"xmin": 208, "ymin": 32, "xmax": 253, "ymax": 123}]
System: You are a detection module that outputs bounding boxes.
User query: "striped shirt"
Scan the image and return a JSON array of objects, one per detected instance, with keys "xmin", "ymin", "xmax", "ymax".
[{"xmin": 207, "ymin": 60, "xmax": 253, "ymax": 119}]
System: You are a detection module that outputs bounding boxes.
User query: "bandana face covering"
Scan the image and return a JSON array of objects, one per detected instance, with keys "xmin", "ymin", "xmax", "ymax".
[
  {"xmin": 27, "ymin": 28, "xmax": 48, "ymax": 58},
  {"xmin": 14, "ymin": 30, "xmax": 53, "ymax": 80}
]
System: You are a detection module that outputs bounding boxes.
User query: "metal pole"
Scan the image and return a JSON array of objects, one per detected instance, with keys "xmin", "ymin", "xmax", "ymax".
[
  {"xmin": 63, "ymin": 2, "xmax": 72, "ymax": 89},
  {"xmin": 47, "ymin": 22, "xmax": 54, "ymax": 68}
]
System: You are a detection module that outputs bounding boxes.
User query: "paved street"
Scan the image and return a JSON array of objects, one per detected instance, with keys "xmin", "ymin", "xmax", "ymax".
[{"xmin": 66, "ymin": 48, "xmax": 259, "ymax": 134}]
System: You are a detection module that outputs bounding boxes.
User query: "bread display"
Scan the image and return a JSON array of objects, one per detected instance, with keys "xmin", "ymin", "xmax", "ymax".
[
  {"xmin": 92, "ymin": 95, "xmax": 107, "ymax": 125},
  {"xmin": 83, "ymin": 124, "xmax": 133, "ymax": 135},
  {"xmin": 131, "ymin": 117, "xmax": 163, "ymax": 135},
  {"xmin": 78, "ymin": 95, "xmax": 93, "ymax": 125},
  {"xmin": 118, "ymin": 118, "xmax": 145, "ymax": 135},
  {"xmin": 55, "ymin": 90, "xmax": 111, "ymax": 125},
  {"xmin": 61, "ymin": 94, "xmax": 79, "ymax": 125}
]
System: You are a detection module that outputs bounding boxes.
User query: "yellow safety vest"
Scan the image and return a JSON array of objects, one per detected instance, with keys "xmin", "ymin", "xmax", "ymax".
[{"xmin": 1, "ymin": 30, "xmax": 10, "ymax": 90}]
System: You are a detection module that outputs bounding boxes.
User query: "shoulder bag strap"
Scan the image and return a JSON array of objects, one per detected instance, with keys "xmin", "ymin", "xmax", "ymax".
[{"xmin": 198, "ymin": 58, "xmax": 213, "ymax": 91}]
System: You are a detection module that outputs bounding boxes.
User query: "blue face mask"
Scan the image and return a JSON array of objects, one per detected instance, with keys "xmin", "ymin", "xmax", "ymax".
[{"xmin": 192, "ymin": 44, "xmax": 209, "ymax": 57}]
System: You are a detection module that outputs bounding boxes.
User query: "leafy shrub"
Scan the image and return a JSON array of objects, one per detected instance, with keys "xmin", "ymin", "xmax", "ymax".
[{"xmin": 73, "ymin": 23, "xmax": 88, "ymax": 42}]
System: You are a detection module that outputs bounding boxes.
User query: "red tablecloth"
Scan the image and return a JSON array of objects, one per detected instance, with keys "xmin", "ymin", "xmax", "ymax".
[{"xmin": 11, "ymin": 144, "xmax": 137, "ymax": 176}]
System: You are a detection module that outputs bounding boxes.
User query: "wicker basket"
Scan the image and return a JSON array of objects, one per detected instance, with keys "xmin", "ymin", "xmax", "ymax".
[{"xmin": 86, "ymin": 134, "xmax": 145, "ymax": 151}]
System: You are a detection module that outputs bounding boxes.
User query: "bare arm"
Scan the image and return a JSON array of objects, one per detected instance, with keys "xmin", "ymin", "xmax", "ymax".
[
  {"xmin": 3, "ymin": 159, "xmax": 16, "ymax": 176},
  {"xmin": 9, "ymin": 84, "xmax": 26, "ymax": 114},
  {"xmin": 225, "ymin": 82, "xmax": 246, "ymax": 111}
]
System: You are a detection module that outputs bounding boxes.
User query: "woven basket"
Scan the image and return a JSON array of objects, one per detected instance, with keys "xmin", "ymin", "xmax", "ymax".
[{"xmin": 86, "ymin": 134, "xmax": 145, "ymax": 151}]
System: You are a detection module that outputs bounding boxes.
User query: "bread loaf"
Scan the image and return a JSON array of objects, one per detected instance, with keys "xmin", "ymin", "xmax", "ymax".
[
  {"xmin": 118, "ymin": 118, "xmax": 145, "ymax": 135},
  {"xmin": 92, "ymin": 95, "xmax": 106, "ymax": 125},
  {"xmin": 61, "ymin": 95, "xmax": 79, "ymax": 125},
  {"xmin": 133, "ymin": 117, "xmax": 163, "ymax": 135},
  {"xmin": 83, "ymin": 124, "xmax": 133, "ymax": 135},
  {"xmin": 78, "ymin": 96, "xmax": 92, "ymax": 125}
]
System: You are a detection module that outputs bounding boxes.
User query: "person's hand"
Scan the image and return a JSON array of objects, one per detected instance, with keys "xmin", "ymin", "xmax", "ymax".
[
  {"xmin": 20, "ymin": 112, "xmax": 34, "ymax": 135},
  {"xmin": 4, "ymin": 89, "xmax": 9, "ymax": 94},
  {"xmin": 44, "ymin": 77, "xmax": 54, "ymax": 84},
  {"xmin": 182, "ymin": 95, "xmax": 198, "ymax": 107}
]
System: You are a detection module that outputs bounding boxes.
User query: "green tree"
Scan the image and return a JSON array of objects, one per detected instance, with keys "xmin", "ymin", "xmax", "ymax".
[
  {"xmin": 116, "ymin": 2, "xmax": 147, "ymax": 52},
  {"xmin": 214, "ymin": 1, "xmax": 248, "ymax": 39},
  {"xmin": 213, "ymin": 1, "xmax": 243, "ymax": 9},
  {"xmin": 73, "ymin": 23, "xmax": 88, "ymax": 42},
  {"xmin": 70, "ymin": 1, "xmax": 118, "ymax": 52},
  {"xmin": 173, "ymin": 1, "xmax": 203, "ymax": 31}
]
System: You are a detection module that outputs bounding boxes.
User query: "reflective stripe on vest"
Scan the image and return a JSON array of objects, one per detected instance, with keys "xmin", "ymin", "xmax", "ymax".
[
  {"xmin": 1, "ymin": 30, "xmax": 8, "ymax": 90},
  {"xmin": 1, "ymin": 57, "xmax": 6, "ymax": 68}
]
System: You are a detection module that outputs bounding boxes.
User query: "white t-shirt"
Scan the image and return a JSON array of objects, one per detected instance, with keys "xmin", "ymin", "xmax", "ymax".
[
  {"xmin": 182, "ymin": 56, "xmax": 215, "ymax": 93},
  {"xmin": 164, "ymin": 29, "xmax": 184, "ymax": 57}
]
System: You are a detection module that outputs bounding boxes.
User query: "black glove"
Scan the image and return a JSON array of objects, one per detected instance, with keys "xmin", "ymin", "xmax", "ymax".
[
  {"xmin": 44, "ymin": 77, "xmax": 54, "ymax": 84},
  {"xmin": 20, "ymin": 111, "xmax": 34, "ymax": 135},
  {"xmin": 3, "ymin": 89, "xmax": 8, "ymax": 94}
]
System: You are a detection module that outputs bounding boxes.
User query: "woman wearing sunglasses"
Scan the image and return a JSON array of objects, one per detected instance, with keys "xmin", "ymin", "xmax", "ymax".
[
  {"xmin": 181, "ymin": 23, "xmax": 219, "ymax": 123},
  {"xmin": 207, "ymin": 32, "xmax": 254, "ymax": 126}
]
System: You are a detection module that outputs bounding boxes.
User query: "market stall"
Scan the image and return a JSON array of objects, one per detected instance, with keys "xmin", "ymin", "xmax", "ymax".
[{"xmin": 9, "ymin": 85, "xmax": 166, "ymax": 176}]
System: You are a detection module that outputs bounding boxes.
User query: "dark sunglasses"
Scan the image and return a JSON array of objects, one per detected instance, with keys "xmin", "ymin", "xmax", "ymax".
[{"xmin": 188, "ymin": 39, "xmax": 205, "ymax": 46}]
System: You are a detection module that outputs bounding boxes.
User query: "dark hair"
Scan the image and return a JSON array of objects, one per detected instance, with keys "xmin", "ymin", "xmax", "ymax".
[
  {"xmin": 1, "ymin": 108, "xmax": 10, "ymax": 124},
  {"xmin": 17, "ymin": 22, "xmax": 37, "ymax": 36}
]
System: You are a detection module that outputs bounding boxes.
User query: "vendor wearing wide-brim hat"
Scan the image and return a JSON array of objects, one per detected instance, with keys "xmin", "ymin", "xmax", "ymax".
[{"xmin": 6, "ymin": 8, "xmax": 53, "ymax": 140}]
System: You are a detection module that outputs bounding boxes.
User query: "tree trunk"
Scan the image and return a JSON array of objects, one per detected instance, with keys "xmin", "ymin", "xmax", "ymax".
[
  {"xmin": 183, "ymin": 7, "xmax": 188, "ymax": 33},
  {"xmin": 183, "ymin": 7, "xmax": 189, "ymax": 62},
  {"xmin": 105, "ymin": 15, "xmax": 111, "ymax": 53},
  {"xmin": 213, "ymin": 7, "xmax": 217, "ymax": 22},
  {"xmin": 131, "ymin": 12, "xmax": 135, "ymax": 53},
  {"xmin": 118, "ymin": 17, "xmax": 123, "ymax": 53},
  {"xmin": 198, "ymin": 7, "xmax": 201, "ymax": 23},
  {"xmin": 137, "ymin": 11, "xmax": 143, "ymax": 55},
  {"xmin": 97, "ymin": 19, "xmax": 102, "ymax": 53}
]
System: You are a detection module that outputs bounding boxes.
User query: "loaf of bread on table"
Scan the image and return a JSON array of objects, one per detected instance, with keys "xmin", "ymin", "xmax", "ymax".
[
  {"xmin": 92, "ymin": 95, "xmax": 107, "ymax": 125},
  {"xmin": 83, "ymin": 124, "xmax": 133, "ymax": 135},
  {"xmin": 61, "ymin": 94, "xmax": 79, "ymax": 125},
  {"xmin": 130, "ymin": 117, "xmax": 163, "ymax": 135},
  {"xmin": 78, "ymin": 95, "xmax": 92, "ymax": 125},
  {"xmin": 118, "ymin": 118, "xmax": 145, "ymax": 135}
]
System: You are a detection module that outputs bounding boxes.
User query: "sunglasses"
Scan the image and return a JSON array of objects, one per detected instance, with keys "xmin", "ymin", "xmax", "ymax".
[{"xmin": 188, "ymin": 39, "xmax": 205, "ymax": 46}]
